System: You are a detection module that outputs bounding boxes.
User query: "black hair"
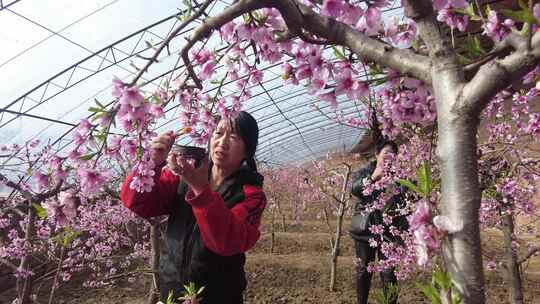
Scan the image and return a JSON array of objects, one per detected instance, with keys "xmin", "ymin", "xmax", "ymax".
[
  {"xmin": 228, "ymin": 111, "xmax": 259, "ymax": 171},
  {"xmin": 375, "ymin": 139, "xmax": 398, "ymax": 155}
]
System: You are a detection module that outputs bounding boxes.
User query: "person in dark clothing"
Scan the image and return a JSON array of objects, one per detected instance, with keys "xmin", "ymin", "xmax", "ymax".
[
  {"xmin": 120, "ymin": 111, "xmax": 266, "ymax": 304},
  {"xmin": 349, "ymin": 140, "xmax": 407, "ymax": 304}
]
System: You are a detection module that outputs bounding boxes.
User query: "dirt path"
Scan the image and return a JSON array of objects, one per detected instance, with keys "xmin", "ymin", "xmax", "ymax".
[{"xmin": 2, "ymin": 219, "xmax": 539, "ymax": 304}]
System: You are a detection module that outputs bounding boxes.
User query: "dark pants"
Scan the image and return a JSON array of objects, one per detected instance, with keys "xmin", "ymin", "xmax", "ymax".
[
  {"xmin": 202, "ymin": 293, "xmax": 243, "ymax": 304},
  {"xmin": 355, "ymin": 240, "xmax": 398, "ymax": 304}
]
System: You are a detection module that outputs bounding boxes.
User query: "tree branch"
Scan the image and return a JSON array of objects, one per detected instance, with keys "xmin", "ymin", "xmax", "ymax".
[
  {"xmin": 459, "ymin": 31, "xmax": 540, "ymax": 116},
  {"xmin": 462, "ymin": 32, "xmax": 528, "ymax": 80},
  {"xmin": 35, "ymin": 183, "xmax": 70, "ymax": 203},
  {"xmin": 0, "ymin": 173, "xmax": 33, "ymax": 201},
  {"xmin": 177, "ymin": 0, "xmax": 431, "ymax": 88},
  {"xmin": 519, "ymin": 246, "xmax": 540, "ymax": 264},
  {"xmin": 295, "ymin": 1, "xmax": 431, "ymax": 84},
  {"xmin": 403, "ymin": 1, "xmax": 444, "ymax": 55},
  {"xmin": 129, "ymin": 0, "xmax": 214, "ymax": 87},
  {"xmin": 180, "ymin": 0, "xmax": 303, "ymax": 89},
  {"xmin": 0, "ymin": 257, "xmax": 19, "ymax": 272},
  {"xmin": 464, "ymin": 32, "xmax": 528, "ymax": 80}
]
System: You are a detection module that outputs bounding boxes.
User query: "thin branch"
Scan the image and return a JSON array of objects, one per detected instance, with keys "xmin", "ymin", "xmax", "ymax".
[
  {"xmin": 402, "ymin": 0, "xmax": 454, "ymax": 64},
  {"xmin": 519, "ymin": 247, "xmax": 540, "ymax": 264},
  {"xmin": 35, "ymin": 183, "xmax": 70, "ymax": 203},
  {"xmin": 0, "ymin": 206, "xmax": 27, "ymax": 217},
  {"xmin": 459, "ymin": 31, "xmax": 540, "ymax": 116},
  {"xmin": 295, "ymin": 1, "xmax": 431, "ymax": 84},
  {"xmin": 129, "ymin": 1, "xmax": 214, "ymax": 87},
  {"xmin": 48, "ymin": 246, "xmax": 65, "ymax": 304},
  {"xmin": 474, "ymin": 0, "xmax": 486, "ymax": 23},
  {"xmin": 180, "ymin": 0, "xmax": 278, "ymax": 89},
  {"xmin": 178, "ymin": 0, "xmax": 431, "ymax": 88},
  {"xmin": 462, "ymin": 35, "xmax": 521, "ymax": 80},
  {"xmin": 0, "ymin": 172, "xmax": 33, "ymax": 201},
  {"xmin": 0, "ymin": 257, "xmax": 19, "ymax": 272}
]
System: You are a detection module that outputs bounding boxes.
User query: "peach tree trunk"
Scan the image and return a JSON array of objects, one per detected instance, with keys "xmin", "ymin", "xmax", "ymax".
[
  {"xmin": 329, "ymin": 166, "xmax": 351, "ymax": 292},
  {"xmin": 501, "ymin": 213, "xmax": 524, "ymax": 304},
  {"xmin": 435, "ymin": 92, "xmax": 485, "ymax": 303}
]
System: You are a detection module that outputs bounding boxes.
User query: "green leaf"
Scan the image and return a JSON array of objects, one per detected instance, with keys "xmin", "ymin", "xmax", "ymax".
[
  {"xmin": 369, "ymin": 63, "xmax": 384, "ymax": 75},
  {"xmin": 61, "ymin": 227, "xmax": 81, "ymax": 247},
  {"xmin": 518, "ymin": 0, "xmax": 529, "ymax": 10},
  {"xmin": 252, "ymin": 11, "xmax": 264, "ymax": 24},
  {"xmin": 454, "ymin": 3, "xmax": 480, "ymax": 20},
  {"xmin": 242, "ymin": 13, "xmax": 252, "ymax": 23},
  {"xmin": 417, "ymin": 161, "xmax": 432, "ymax": 198},
  {"xmin": 331, "ymin": 45, "xmax": 346, "ymax": 60},
  {"xmin": 79, "ymin": 152, "xmax": 97, "ymax": 161},
  {"xmin": 452, "ymin": 291, "xmax": 463, "ymax": 304},
  {"xmin": 416, "ymin": 282, "xmax": 442, "ymax": 304},
  {"xmin": 95, "ymin": 132, "xmax": 107, "ymax": 143},
  {"xmin": 501, "ymin": 8, "xmax": 538, "ymax": 25},
  {"xmin": 32, "ymin": 203, "xmax": 48, "ymax": 219},
  {"xmin": 460, "ymin": 35, "xmax": 486, "ymax": 60},
  {"xmin": 519, "ymin": 22, "xmax": 531, "ymax": 36},
  {"xmin": 372, "ymin": 78, "xmax": 388, "ymax": 87},
  {"xmin": 88, "ymin": 107, "xmax": 102, "ymax": 113},
  {"xmin": 94, "ymin": 98, "xmax": 105, "ymax": 109},
  {"xmin": 166, "ymin": 290, "xmax": 175, "ymax": 304},
  {"xmin": 411, "ymin": 39, "xmax": 420, "ymax": 51},
  {"xmin": 91, "ymin": 111, "xmax": 105, "ymax": 122},
  {"xmin": 397, "ymin": 179, "xmax": 419, "ymax": 194},
  {"xmin": 456, "ymin": 53, "xmax": 473, "ymax": 65},
  {"xmin": 469, "ymin": 36, "xmax": 486, "ymax": 56}
]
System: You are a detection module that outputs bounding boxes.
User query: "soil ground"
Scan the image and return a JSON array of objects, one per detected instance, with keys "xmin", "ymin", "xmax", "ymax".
[{"xmin": 2, "ymin": 213, "xmax": 539, "ymax": 303}]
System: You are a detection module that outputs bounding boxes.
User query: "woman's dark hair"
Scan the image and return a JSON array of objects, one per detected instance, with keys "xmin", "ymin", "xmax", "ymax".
[
  {"xmin": 375, "ymin": 139, "xmax": 398, "ymax": 155},
  {"xmin": 228, "ymin": 111, "xmax": 259, "ymax": 171}
]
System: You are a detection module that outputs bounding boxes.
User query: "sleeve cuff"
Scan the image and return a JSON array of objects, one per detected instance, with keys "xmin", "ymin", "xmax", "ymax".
[{"xmin": 185, "ymin": 184, "xmax": 213, "ymax": 207}]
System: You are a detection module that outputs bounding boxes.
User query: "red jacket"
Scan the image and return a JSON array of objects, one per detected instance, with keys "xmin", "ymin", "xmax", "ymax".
[{"xmin": 120, "ymin": 167, "xmax": 266, "ymax": 256}]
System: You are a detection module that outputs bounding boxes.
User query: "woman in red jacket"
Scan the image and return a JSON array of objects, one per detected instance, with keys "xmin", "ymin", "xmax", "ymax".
[{"xmin": 120, "ymin": 111, "xmax": 266, "ymax": 304}]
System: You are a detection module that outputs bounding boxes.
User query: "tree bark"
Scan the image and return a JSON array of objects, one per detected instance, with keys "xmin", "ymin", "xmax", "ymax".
[
  {"xmin": 501, "ymin": 213, "xmax": 524, "ymax": 304},
  {"xmin": 48, "ymin": 246, "xmax": 66, "ymax": 304},
  {"xmin": 400, "ymin": 1, "xmax": 488, "ymax": 302},
  {"xmin": 328, "ymin": 200, "xmax": 342, "ymax": 292},
  {"xmin": 147, "ymin": 223, "xmax": 161, "ymax": 304},
  {"xmin": 436, "ymin": 106, "xmax": 486, "ymax": 304},
  {"xmin": 17, "ymin": 206, "xmax": 36, "ymax": 304},
  {"xmin": 277, "ymin": 199, "xmax": 286, "ymax": 232},
  {"xmin": 329, "ymin": 166, "xmax": 351, "ymax": 292}
]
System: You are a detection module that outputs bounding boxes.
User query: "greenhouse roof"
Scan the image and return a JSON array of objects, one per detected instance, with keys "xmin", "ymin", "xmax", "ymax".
[{"xmin": 0, "ymin": 0, "xmax": 405, "ymax": 166}]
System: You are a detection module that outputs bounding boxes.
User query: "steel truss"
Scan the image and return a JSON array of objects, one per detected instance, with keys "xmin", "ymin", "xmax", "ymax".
[
  {"xmin": 0, "ymin": 8, "xmax": 198, "ymax": 128},
  {"xmin": 1, "ymin": 0, "xmax": 409, "ymax": 167},
  {"xmin": 0, "ymin": 0, "xmax": 21, "ymax": 11}
]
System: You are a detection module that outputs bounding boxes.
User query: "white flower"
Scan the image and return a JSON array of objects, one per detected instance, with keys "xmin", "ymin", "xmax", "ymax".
[{"xmin": 433, "ymin": 215, "xmax": 463, "ymax": 234}]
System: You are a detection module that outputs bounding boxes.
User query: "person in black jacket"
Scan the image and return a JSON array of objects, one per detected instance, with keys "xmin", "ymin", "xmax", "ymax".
[
  {"xmin": 120, "ymin": 111, "xmax": 266, "ymax": 304},
  {"xmin": 349, "ymin": 140, "xmax": 407, "ymax": 304}
]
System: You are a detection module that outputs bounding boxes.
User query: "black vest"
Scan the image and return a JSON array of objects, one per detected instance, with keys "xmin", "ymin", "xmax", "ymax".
[{"xmin": 159, "ymin": 167, "xmax": 263, "ymax": 304}]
